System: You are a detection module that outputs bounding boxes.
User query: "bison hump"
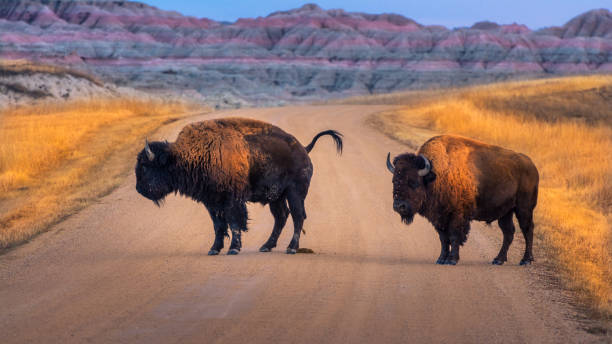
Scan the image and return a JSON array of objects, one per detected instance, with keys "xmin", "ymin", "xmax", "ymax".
[{"xmin": 174, "ymin": 124, "xmax": 250, "ymax": 195}]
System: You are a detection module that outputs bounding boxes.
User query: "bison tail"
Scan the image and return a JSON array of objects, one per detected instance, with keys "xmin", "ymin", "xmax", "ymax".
[{"xmin": 304, "ymin": 130, "xmax": 343, "ymax": 155}]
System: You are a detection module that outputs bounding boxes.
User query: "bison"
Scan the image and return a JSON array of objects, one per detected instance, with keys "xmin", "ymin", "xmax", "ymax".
[
  {"xmin": 135, "ymin": 117, "xmax": 343, "ymax": 255},
  {"xmin": 387, "ymin": 135, "xmax": 539, "ymax": 265}
]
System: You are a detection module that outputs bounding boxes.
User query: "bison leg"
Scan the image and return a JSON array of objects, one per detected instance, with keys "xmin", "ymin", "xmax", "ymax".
[
  {"xmin": 516, "ymin": 209, "xmax": 535, "ymax": 265},
  {"xmin": 207, "ymin": 209, "xmax": 228, "ymax": 255},
  {"xmin": 492, "ymin": 211, "xmax": 515, "ymax": 265},
  {"xmin": 260, "ymin": 199, "xmax": 290, "ymax": 252},
  {"xmin": 446, "ymin": 239, "xmax": 460, "ymax": 265},
  {"xmin": 445, "ymin": 221, "xmax": 469, "ymax": 265},
  {"xmin": 226, "ymin": 202, "xmax": 248, "ymax": 255},
  {"xmin": 286, "ymin": 189, "xmax": 306, "ymax": 254},
  {"xmin": 436, "ymin": 232, "xmax": 450, "ymax": 265}
]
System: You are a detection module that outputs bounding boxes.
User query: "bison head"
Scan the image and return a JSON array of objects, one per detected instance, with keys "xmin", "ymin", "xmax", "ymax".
[
  {"xmin": 387, "ymin": 153, "xmax": 435, "ymax": 224},
  {"xmin": 135, "ymin": 140, "xmax": 174, "ymax": 206}
]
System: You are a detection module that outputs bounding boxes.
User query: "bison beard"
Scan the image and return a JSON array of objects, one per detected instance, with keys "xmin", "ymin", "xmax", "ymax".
[
  {"xmin": 400, "ymin": 214, "xmax": 414, "ymax": 225},
  {"xmin": 388, "ymin": 135, "xmax": 539, "ymax": 266},
  {"xmin": 135, "ymin": 117, "xmax": 343, "ymax": 255}
]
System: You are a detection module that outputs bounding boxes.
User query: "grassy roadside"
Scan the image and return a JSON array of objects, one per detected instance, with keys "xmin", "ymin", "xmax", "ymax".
[
  {"xmin": 0, "ymin": 98, "xmax": 205, "ymax": 250},
  {"xmin": 367, "ymin": 75, "xmax": 612, "ymax": 315}
]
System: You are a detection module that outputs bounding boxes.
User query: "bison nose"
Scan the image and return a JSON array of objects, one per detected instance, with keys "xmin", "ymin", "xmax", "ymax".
[{"xmin": 393, "ymin": 200, "xmax": 410, "ymax": 213}]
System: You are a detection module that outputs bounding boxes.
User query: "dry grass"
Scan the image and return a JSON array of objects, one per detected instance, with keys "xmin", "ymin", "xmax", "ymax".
[
  {"xmin": 328, "ymin": 88, "xmax": 450, "ymax": 107},
  {"xmin": 0, "ymin": 59, "xmax": 102, "ymax": 86},
  {"xmin": 371, "ymin": 75, "xmax": 612, "ymax": 315},
  {"xmin": 0, "ymin": 98, "xmax": 203, "ymax": 250}
]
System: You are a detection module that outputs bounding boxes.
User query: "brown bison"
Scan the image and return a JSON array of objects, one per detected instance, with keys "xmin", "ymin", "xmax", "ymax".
[
  {"xmin": 135, "ymin": 117, "xmax": 343, "ymax": 255},
  {"xmin": 387, "ymin": 135, "xmax": 539, "ymax": 265}
]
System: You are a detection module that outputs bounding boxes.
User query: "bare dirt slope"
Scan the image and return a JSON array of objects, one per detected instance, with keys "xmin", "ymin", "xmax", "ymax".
[{"xmin": 0, "ymin": 106, "xmax": 597, "ymax": 343}]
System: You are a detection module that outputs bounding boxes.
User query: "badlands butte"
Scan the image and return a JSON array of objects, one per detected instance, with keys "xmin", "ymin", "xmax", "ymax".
[{"xmin": 0, "ymin": 1, "xmax": 610, "ymax": 107}]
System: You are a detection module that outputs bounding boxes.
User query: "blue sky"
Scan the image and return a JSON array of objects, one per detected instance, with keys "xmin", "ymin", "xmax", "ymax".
[{"xmin": 143, "ymin": 1, "xmax": 610, "ymax": 29}]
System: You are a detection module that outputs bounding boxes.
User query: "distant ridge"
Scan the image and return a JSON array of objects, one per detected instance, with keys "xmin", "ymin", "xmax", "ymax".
[
  {"xmin": 568, "ymin": 9, "xmax": 612, "ymax": 37},
  {"xmin": 0, "ymin": 1, "xmax": 610, "ymax": 107}
]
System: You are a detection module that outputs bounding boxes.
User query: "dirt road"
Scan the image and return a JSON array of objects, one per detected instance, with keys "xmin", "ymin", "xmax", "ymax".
[{"xmin": 0, "ymin": 106, "xmax": 592, "ymax": 343}]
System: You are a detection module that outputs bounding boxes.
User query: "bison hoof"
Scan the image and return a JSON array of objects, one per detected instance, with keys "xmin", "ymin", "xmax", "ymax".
[
  {"xmin": 286, "ymin": 248, "xmax": 297, "ymax": 254},
  {"xmin": 519, "ymin": 259, "xmax": 533, "ymax": 266},
  {"xmin": 208, "ymin": 250, "xmax": 220, "ymax": 256},
  {"xmin": 436, "ymin": 258, "xmax": 446, "ymax": 265},
  {"xmin": 259, "ymin": 246, "xmax": 272, "ymax": 253},
  {"xmin": 491, "ymin": 259, "xmax": 505, "ymax": 265},
  {"xmin": 227, "ymin": 249, "xmax": 240, "ymax": 255},
  {"xmin": 445, "ymin": 259, "xmax": 457, "ymax": 265}
]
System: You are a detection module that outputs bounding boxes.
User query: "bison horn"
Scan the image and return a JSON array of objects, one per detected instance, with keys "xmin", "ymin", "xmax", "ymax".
[
  {"xmin": 144, "ymin": 139, "xmax": 155, "ymax": 161},
  {"xmin": 418, "ymin": 155, "xmax": 431, "ymax": 176},
  {"xmin": 386, "ymin": 153, "xmax": 395, "ymax": 174}
]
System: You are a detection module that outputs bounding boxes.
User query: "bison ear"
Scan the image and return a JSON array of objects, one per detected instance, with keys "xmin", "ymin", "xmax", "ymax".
[{"xmin": 423, "ymin": 170, "xmax": 436, "ymax": 185}]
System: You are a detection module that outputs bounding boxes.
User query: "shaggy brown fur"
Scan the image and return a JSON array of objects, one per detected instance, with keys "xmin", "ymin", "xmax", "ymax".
[
  {"xmin": 171, "ymin": 118, "xmax": 259, "ymax": 200},
  {"xmin": 389, "ymin": 135, "xmax": 539, "ymax": 265},
  {"xmin": 135, "ymin": 117, "xmax": 343, "ymax": 255}
]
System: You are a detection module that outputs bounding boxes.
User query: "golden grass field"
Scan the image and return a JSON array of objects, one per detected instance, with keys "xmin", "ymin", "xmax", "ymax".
[
  {"xmin": 0, "ymin": 98, "xmax": 200, "ymax": 250},
  {"xmin": 366, "ymin": 75, "xmax": 612, "ymax": 315}
]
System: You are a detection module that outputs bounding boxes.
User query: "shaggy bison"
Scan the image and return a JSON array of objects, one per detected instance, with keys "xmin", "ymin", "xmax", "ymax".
[
  {"xmin": 387, "ymin": 135, "xmax": 539, "ymax": 265},
  {"xmin": 135, "ymin": 117, "xmax": 343, "ymax": 255}
]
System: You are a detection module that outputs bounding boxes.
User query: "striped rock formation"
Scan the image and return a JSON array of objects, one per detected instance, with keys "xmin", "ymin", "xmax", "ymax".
[{"xmin": 0, "ymin": 2, "xmax": 610, "ymax": 107}]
